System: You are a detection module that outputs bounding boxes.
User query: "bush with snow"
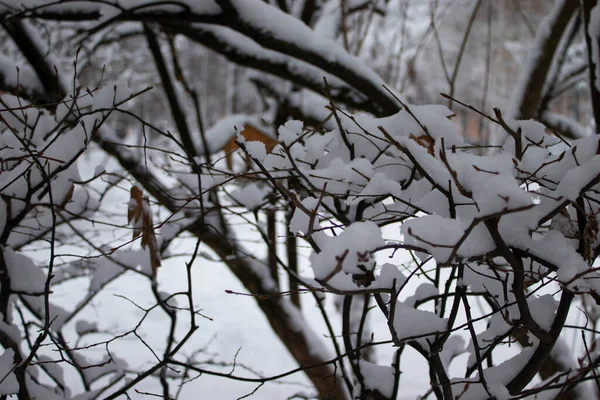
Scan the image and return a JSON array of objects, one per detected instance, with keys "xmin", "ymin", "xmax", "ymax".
[{"xmin": 0, "ymin": 1, "xmax": 599, "ymax": 400}]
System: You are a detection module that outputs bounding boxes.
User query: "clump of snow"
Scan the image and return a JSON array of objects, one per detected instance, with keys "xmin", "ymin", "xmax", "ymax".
[
  {"xmin": 310, "ymin": 221, "xmax": 384, "ymax": 279},
  {"xmin": 404, "ymin": 283, "xmax": 439, "ymax": 308},
  {"xmin": 245, "ymin": 140, "xmax": 267, "ymax": 162},
  {"xmin": 528, "ymin": 294, "xmax": 558, "ymax": 331},
  {"xmin": 440, "ymin": 335, "xmax": 466, "ymax": 370},
  {"xmin": 359, "ymin": 361, "xmax": 395, "ymax": 398},
  {"xmin": 230, "ymin": 184, "xmax": 269, "ymax": 210},
  {"xmin": 278, "ymin": 120, "xmax": 304, "ymax": 145},
  {"xmin": 289, "ymin": 197, "xmax": 323, "ymax": 236},
  {"xmin": 471, "ymin": 175, "xmax": 533, "ymax": 217},
  {"xmin": 346, "ymin": 172, "xmax": 403, "ymax": 205},
  {"xmin": 373, "ymin": 263, "xmax": 407, "ymax": 290},
  {"xmin": 402, "ymin": 216, "xmax": 494, "ymax": 263},
  {"xmin": 391, "ymin": 301, "xmax": 447, "ymax": 347}
]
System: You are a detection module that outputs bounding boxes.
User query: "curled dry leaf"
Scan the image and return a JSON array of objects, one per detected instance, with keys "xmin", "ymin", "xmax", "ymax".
[
  {"xmin": 58, "ymin": 183, "xmax": 75, "ymax": 210},
  {"xmin": 409, "ymin": 133, "xmax": 435, "ymax": 156},
  {"xmin": 128, "ymin": 185, "xmax": 161, "ymax": 275}
]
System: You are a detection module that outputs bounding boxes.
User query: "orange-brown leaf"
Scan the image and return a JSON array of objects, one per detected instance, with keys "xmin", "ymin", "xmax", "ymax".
[
  {"xmin": 127, "ymin": 186, "xmax": 161, "ymax": 276},
  {"xmin": 58, "ymin": 184, "xmax": 75, "ymax": 210},
  {"xmin": 128, "ymin": 185, "xmax": 144, "ymax": 225},
  {"xmin": 409, "ymin": 133, "xmax": 435, "ymax": 156}
]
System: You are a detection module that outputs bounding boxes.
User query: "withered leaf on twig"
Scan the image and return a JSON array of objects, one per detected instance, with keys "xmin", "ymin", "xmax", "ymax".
[
  {"xmin": 409, "ymin": 133, "xmax": 435, "ymax": 156},
  {"xmin": 128, "ymin": 185, "xmax": 161, "ymax": 276},
  {"xmin": 58, "ymin": 183, "xmax": 75, "ymax": 210}
]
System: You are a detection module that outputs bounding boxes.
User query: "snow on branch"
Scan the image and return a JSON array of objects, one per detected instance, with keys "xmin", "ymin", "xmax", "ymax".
[
  {"xmin": 177, "ymin": 23, "xmax": 377, "ymax": 113},
  {"xmin": 242, "ymin": 97, "xmax": 600, "ymax": 398},
  {"xmin": 2, "ymin": 0, "xmax": 400, "ymax": 116}
]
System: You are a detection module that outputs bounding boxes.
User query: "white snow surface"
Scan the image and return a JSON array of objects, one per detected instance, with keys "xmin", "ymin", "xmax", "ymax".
[
  {"xmin": 310, "ymin": 221, "xmax": 384, "ymax": 279},
  {"xmin": 391, "ymin": 301, "xmax": 448, "ymax": 348}
]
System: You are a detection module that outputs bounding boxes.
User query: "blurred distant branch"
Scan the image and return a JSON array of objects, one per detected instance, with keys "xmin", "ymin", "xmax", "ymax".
[
  {"xmin": 511, "ymin": 0, "xmax": 579, "ymax": 120},
  {"xmin": 581, "ymin": 0, "xmax": 600, "ymax": 132}
]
